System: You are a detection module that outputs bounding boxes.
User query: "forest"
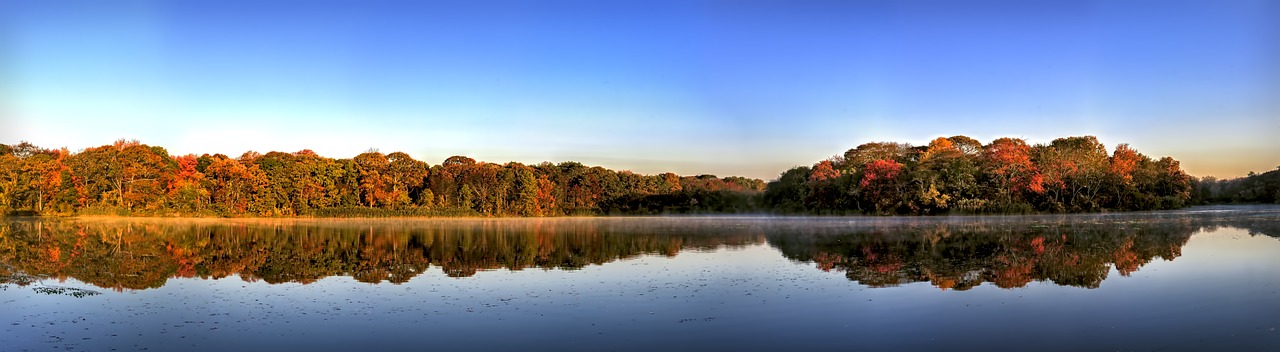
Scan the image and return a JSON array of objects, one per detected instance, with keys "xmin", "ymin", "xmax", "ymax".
[
  {"xmin": 764, "ymin": 135, "xmax": 1200, "ymax": 214},
  {"xmin": 0, "ymin": 135, "xmax": 1269, "ymax": 217},
  {"xmin": 0, "ymin": 140, "xmax": 764, "ymax": 217}
]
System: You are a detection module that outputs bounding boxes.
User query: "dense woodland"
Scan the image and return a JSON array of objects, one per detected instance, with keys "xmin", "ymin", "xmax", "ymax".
[
  {"xmin": 0, "ymin": 135, "xmax": 1269, "ymax": 217},
  {"xmin": 0, "ymin": 140, "xmax": 764, "ymax": 217},
  {"xmin": 764, "ymin": 135, "xmax": 1203, "ymax": 214}
]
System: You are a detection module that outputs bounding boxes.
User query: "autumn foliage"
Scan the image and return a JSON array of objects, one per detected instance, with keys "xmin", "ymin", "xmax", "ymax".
[
  {"xmin": 0, "ymin": 140, "xmax": 764, "ymax": 217},
  {"xmin": 764, "ymin": 135, "xmax": 1195, "ymax": 214},
  {"xmin": 0, "ymin": 135, "xmax": 1203, "ymax": 217}
]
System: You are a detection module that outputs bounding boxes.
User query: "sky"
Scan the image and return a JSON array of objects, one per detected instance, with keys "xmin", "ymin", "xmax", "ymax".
[{"xmin": 2, "ymin": 0, "xmax": 1277, "ymax": 180}]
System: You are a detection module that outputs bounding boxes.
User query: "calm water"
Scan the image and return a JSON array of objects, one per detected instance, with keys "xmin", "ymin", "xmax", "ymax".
[{"xmin": 3, "ymin": 206, "xmax": 1279, "ymax": 351}]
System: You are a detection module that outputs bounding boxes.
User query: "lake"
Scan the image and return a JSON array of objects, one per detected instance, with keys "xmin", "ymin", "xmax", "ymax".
[{"xmin": 3, "ymin": 206, "xmax": 1279, "ymax": 351}]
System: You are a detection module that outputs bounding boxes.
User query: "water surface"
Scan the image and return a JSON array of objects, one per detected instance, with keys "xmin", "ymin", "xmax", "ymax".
[{"xmin": 3, "ymin": 206, "xmax": 1279, "ymax": 351}]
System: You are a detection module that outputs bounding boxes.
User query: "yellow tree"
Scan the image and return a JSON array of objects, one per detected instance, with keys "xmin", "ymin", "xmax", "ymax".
[
  {"xmin": 353, "ymin": 151, "xmax": 391, "ymax": 207},
  {"xmin": 386, "ymin": 152, "xmax": 428, "ymax": 208},
  {"xmin": 204, "ymin": 154, "xmax": 269, "ymax": 214}
]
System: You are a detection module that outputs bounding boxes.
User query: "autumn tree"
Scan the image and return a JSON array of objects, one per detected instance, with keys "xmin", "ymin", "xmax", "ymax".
[
  {"xmin": 860, "ymin": 159, "xmax": 906, "ymax": 213},
  {"xmin": 0, "ymin": 142, "xmax": 66, "ymax": 212},
  {"xmin": 166, "ymin": 154, "xmax": 210, "ymax": 214},
  {"xmin": 204, "ymin": 154, "xmax": 270, "ymax": 214},
  {"xmin": 511, "ymin": 164, "xmax": 541, "ymax": 216},
  {"xmin": 842, "ymin": 142, "xmax": 912, "ymax": 171},
  {"xmin": 386, "ymin": 152, "xmax": 429, "ymax": 208},
  {"xmin": 805, "ymin": 160, "xmax": 843, "ymax": 210},
  {"xmin": 947, "ymin": 135, "xmax": 984, "ymax": 157},
  {"xmin": 981, "ymin": 138, "xmax": 1043, "ymax": 209},
  {"xmin": 62, "ymin": 140, "xmax": 175, "ymax": 211},
  {"xmin": 1034, "ymin": 136, "xmax": 1109, "ymax": 211},
  {"xmin": 911, "ymin": 137, "xmax": 982, "ymax": 213},
  {"xmin": 1106, "ymin": 144, "xmax": 1146, "ymax": 209},
  {"xmin": 0, "ymin": 146, "xmax": 17, "ymax": 212},
  {"xmin": 1150, "ymin": 157, "xmax": 1192, "ymax": 208}
]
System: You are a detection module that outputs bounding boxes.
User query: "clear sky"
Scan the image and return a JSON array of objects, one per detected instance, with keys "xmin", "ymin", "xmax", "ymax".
[{"xmin": 3, "ymin": 0, "xmax": 1277, "ymax": 180}]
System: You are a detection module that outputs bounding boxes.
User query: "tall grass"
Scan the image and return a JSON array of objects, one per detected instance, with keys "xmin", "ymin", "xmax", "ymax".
[{"xmin": 299, "ymin": 206, "xmax": 480, "ymax": 218}]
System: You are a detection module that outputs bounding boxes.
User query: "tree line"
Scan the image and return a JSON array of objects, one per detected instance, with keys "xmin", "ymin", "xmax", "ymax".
[
  {"xmin": 0, "ymin": 135, "xmax": 1258, "ymax": 217},
  {"xmin": 763, "ymin": 135, "xmax": 1199, "ymax": 214},
  {"xmin": 0, "ymin": 140, "xmax": 764, "ymax": 217},
  {"xmin": 1193, "ymin": 167, "xmax": 1280, "ymax": 204}
]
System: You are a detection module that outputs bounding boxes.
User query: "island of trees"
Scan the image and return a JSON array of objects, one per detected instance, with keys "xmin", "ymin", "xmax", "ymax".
[{"xmin": 0, "ymin": 135, "xmax": 1272, "ymax": 217}]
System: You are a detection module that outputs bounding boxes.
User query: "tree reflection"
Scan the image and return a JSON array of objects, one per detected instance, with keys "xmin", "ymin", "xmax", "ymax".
[
  {"xmin": 2, "ymin": 210, "xmax": 1278, "ymax": 292},
  {"xmin": 769, "ymin": 211, "xmax": 1280, "ymax": 290},
  {"xmin": 0, "ymin": 219, "xmax": 763, "ymax": 290}
]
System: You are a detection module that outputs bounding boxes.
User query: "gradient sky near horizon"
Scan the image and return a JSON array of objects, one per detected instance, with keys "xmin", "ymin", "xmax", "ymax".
[{"xmin": 3, "ymin": 0, "xmax": 1277, "ymax": 180}]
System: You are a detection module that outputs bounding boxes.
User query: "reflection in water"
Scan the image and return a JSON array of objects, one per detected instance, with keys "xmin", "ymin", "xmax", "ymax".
[
  {"xmin": 771, "ymin": 210, "xmax": 1280, "ymax": 290},
  {"xmin": 0, "ymin": 219, "xmax": 763, "ymax": 291},
  {"xmin": 771, "ymin": 222, "xmax": 1195, "ymax": 290},
  {"xmin": 1, "ymin": 208, "xmax": 1279, "ymax": 292}
]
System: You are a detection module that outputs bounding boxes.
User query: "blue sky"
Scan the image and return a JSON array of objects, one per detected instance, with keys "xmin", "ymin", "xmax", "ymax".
[{"xmin": 3, "ymin": 0, "xmax": 1277, "ymax": 180}]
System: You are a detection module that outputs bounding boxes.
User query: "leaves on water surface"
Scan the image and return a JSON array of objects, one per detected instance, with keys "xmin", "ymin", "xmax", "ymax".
[{"xmin": 32, "ymin": 286, "xmax": 102, "ymax": 298}]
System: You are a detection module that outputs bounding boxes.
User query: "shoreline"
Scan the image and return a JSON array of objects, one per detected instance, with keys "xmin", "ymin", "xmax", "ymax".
[{"xmin": 6, "ymin": 204, "xmax": 1276, "ymax": 222}]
